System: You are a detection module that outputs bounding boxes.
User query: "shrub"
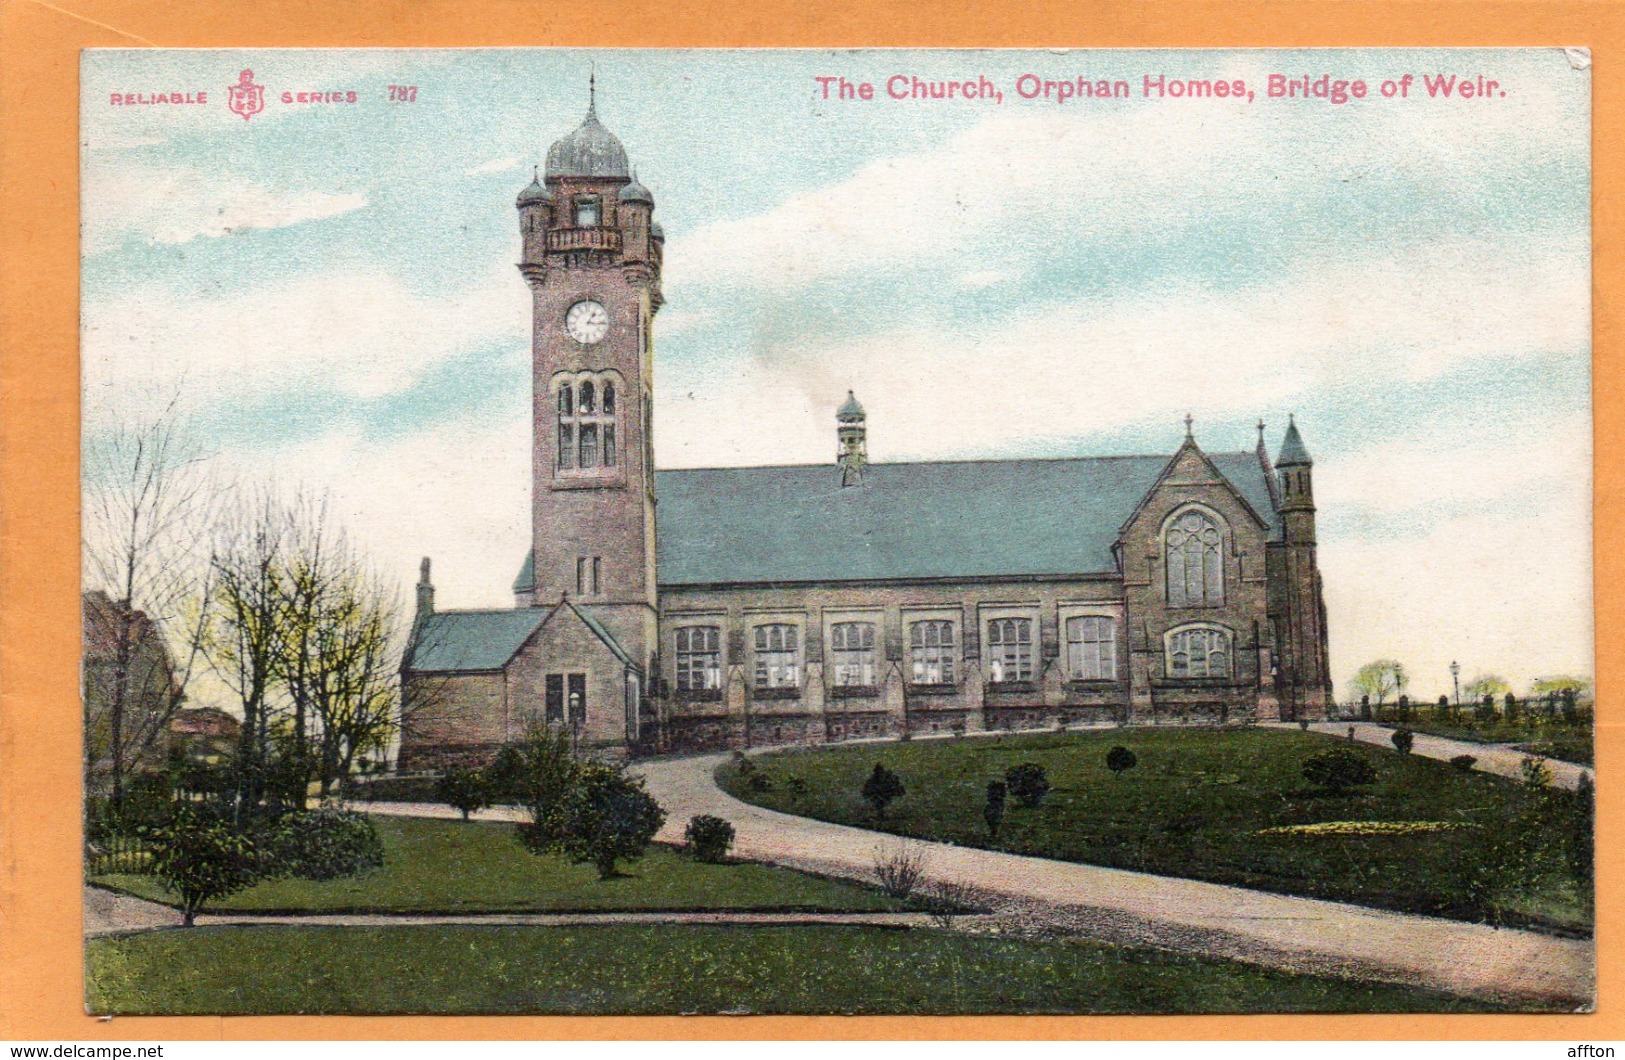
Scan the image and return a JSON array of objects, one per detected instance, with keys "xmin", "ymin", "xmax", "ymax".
[
  {"xmin": 872, "ymin": 839, "xmax": 926, "ymax": 899},
  {"xmin": 746, "ymin": 772, "xmax": 773, "ymax": 794},
  {"xmin": 918, "ymin": 878, "xmax": 980, "ymax": 929},
  {"xmin": 146, "ymin": 808, "xmax": 261, "ymax": 926},
  {"xmin": 435, "ymin": 766, "xmax": 492, "ymax": 820},
  {"xmin": 1301, "ymin": 748, "xmax": 1377, "ymax": 794},
  {"xmin": 684, "ymin": 814, "xmax": 735, "ymax": 863},
  {"xmin": 732, "ymin": 750, "xmax": 755, "ymax": 774},
  {"xmin": 254, "ymin": 808, "xmax": 384, "ymax": 881},
  {"xmin": 520, "ymin": 761, "xmax": 666, "ymax": 880},
  {"xmin": 785, "ymin": 775, "xmax": 808, "ymax": 802},
  {"xmin": 1390, "ymin": 728, "xmax": 1414, "ymax": 755},
  {"xmin": 983, "ymin": 780, "xmax": 1007, "ymax": 839},
  {"xmin": 1106, "ymin": 745, "xmax": 1138, "ymax": 778},
  {"xmin": 1520, "ymin": 756, "xmax": 1553, "ymax": 790},
  {"xmin": 1003, "ymin": 762, "xmax": 1051, "ymax": 808},
  {"xmin": 1450, "ymin": 754, "xmax": 1478, "ymax": 772},
  {"xmin": 861, "ymin": 763, "xmax": 905, "ymax": 819}
]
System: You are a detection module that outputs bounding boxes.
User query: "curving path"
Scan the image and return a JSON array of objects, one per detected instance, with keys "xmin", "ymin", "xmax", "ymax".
[
  {"xmin": 628, "ymin": 753, "xmax": 1593, "ymax": 1010},
  {"xmin": 1276, "ymin": 721, "xmax": 1593, "ymax": 790}
]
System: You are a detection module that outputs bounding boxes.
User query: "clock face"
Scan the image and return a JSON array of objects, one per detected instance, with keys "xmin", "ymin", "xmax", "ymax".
[{"xmin": 565, "ymin": 300, "xmax": 609, "ymax": 344}]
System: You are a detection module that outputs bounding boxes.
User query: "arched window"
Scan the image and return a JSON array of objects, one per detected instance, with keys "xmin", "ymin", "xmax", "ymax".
[
  {"xmin": 1167, "ymin": 626, "xmax": 1231, "ymax": 679},
  {"xmin": 555, "ymin": 373, "xmax": 620, "ymax": 472},
  {"xmin": 830, "ymin": 622, "xmax": 877, "ymax": 687},
  {"xmin": 674, "ymin": 626, "xmax": 721, "ymax": 692},
  {"xmin": 1066, "ymin": 616, "xmax": 1116, "ymax": 681},
  {"xmin": 910, "ymin": 620, "xmax": 956, "ymax": 685},
  {"xmin": 753, "ymin": 624, "xmax": 800, "ymax": 689},
  {"xmin": 1166, "ymin": 508, "xmax": 1225, "ymax": 607},
  {"xmin": 574, "ymin": 197, "xmax": 600, "ymax": 227},
  {"xmin": 987, "ymin": 618, "xmax": 1034, "ymax": 683}
]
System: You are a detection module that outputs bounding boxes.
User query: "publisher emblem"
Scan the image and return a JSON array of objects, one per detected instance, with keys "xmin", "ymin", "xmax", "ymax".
[{"xmin": 227, "ymin": 69, "xmax": 266, "ymax": 121}]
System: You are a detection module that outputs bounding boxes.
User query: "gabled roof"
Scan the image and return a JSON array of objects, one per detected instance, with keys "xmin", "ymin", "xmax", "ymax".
[
  {"xmin": 514, "ymin": 451, "xmax": 1278, "ymax": 590},
  {"xmin": 405, "ymin": 607, "xmax": 547, "ymax": 673},
  {"xmin": 407, "ymin": 599, "xmax": 642, "ymax": 676}
]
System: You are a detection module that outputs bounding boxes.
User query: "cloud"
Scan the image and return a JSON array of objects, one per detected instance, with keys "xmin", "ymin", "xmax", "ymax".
[
  {"xmin": 466, "ymin": 157, "xmax": 522, "ymax": 175},
  {"xmin": 82, "ymin": 262, "xmax": 530, "ymax": 418},
  {"xmin": 82, "ymin": 164, "xmax": 368, "ymax": 253}
]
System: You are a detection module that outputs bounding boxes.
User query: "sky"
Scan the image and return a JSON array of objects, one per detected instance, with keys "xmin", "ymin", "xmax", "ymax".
[{"xmin": 80, "ymin": 48, "xmax": 1593, "ymax": 699}]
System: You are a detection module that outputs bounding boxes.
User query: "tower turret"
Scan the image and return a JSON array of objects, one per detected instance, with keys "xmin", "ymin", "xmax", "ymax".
[
  {"xmin": 1275, "ymin": 414, "xmax": 1315, "ymax": 545},
  {"xmin": 1266, "ymin": 414, "xmax": 1331, "ymax": 717},
  {"xmin": 837, "ymin": 390, "xmax": 867, "ymax": 487}
]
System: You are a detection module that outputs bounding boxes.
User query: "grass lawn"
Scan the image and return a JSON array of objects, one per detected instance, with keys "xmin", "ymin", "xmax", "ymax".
[
  {"xmin": 718, "ymin": 728, "xmax": 1592, "ymax": 935},
  {"xmin": 1372, "ymin": 713, "xmax": 1593, "ymax": 766},
  {"xmin": 92, "ymin": 815, "xmax": 899, "ymax": 915},
  {"xmin": 85, "ymin": 923, "xmax": 1507, "ymax": 1015}
]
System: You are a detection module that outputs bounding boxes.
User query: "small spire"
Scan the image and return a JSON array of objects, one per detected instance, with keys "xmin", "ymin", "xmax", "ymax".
[
  {"xmin": 588, "ymin": 66, "xmax": 597, "ymax": 116},
  {"xmin": 533, "ymin": 165, "xmax": 540, "ymax": 181},
  {"xmin": 1257, "ymin": 418, "xmax": 1266, "ymax": 441},
  {"xmin": 1183, "ymin": 413, "xmax": 1194, "ymax": 438}
]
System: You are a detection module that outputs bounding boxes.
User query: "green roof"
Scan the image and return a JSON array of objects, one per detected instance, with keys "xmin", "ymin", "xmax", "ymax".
[
  {"xmin": 406, "ymin": 608, "xmax": 546, "ymax": 673},
  {"xmin": 565, "ymin": 600, "xmax": 638, "ymax": 671},
  {"xmin": 1276, "ymin": 418, "xmax": 1312, "ymax": 467},
  {"xmin": 513, "ymin": 451, "xmax": 1278, "ymax": 590}
]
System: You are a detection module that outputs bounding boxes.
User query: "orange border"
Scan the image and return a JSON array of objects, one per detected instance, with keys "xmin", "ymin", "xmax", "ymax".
[{"xmin": 0, "ymin": 0, "xmax": 1616, "ymax": 1041}]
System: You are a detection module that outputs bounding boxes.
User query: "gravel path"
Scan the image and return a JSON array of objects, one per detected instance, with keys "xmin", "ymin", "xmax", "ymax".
[
  {"xmin": 613, "ymin": 753, "xmax": 1593, "ymax": 1010},
  {"xmin": 1275, "ymin": 721, "xmax": 1593, "ymax": 790}
]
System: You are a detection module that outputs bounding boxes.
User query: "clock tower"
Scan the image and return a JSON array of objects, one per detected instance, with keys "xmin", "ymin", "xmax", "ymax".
[{"xmin": 516, "ymin": 83, "xmax": 663, "ymax": 679}]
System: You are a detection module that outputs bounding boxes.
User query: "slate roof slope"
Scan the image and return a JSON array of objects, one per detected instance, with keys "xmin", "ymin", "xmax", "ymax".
[
  {"xmin": 514, "ymin": 451, "xmax": 1278, "ymax": 591},
  {"xmin": 405, "ymin": 608, "xmax": 547, "ymax": 673}
]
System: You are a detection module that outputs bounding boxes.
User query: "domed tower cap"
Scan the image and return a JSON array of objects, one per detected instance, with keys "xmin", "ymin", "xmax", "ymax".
[
  {"xmin": 837, "ymin": 390, "xmax": 866, "ymax": 422},
  {"xmin": 1275, "ymin": 414, "xmax": 1313, "ymax": 467},
  {"xmin": 516, "ymin": 168, "xmax": 551, "ymax": 205},
  {"xmin": 618, "ymin": 171, "xmax": 654, "ymax": 206},
  {"xmin": 650, "ymin": 221, "xmax": 665, "ymax": 242},
  {"xmin": 545, "ymin": 80, "xmax": 631, "ymax": 180}
]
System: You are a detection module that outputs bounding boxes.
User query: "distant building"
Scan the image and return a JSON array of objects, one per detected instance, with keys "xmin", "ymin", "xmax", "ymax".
[
  {"xmin": 83, "ymin": 589, "xmax": 180, "ymax": 788},
  {"xmin": 168, "ymin": 707, "xmax": 241, "ymax": 764},
  {"xmin": 399, "ymin": 91, "xmax": 1333, "ymax": 768}
]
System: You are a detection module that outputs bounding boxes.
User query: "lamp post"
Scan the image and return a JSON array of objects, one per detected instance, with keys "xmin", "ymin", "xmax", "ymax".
[{"xmin": 1450, "ymin": 660, "xmax": 1461, "ymax": 708}]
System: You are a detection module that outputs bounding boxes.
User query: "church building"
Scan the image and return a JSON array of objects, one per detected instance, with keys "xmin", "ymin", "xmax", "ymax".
[{"xmin": 397, "ymin": 92, "xmax": 1334, "ymax": 769}]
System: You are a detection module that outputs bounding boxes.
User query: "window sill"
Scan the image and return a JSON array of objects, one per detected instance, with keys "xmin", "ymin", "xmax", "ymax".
[
  {"xmin": 1066, "ymin": 679, "xmax": 1121, "ymax": 691},
  {"xmin": 907, "ymin": 683, "xmax": 959, "ymax": 696},
  {"xmin": 986, "ymin": 681, "xmax": 1038, "ymax": 694},
  {"xmin": 830, "ymin": 685, "xmax": 881, "ymax": 699},
  {"xmin": 550, "ymin": 472, "xmax": 628, "ymax": 491}
]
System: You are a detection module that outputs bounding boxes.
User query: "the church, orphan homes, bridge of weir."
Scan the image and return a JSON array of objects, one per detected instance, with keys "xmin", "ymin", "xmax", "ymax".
[{"xmin": 397, "ymin": 90, "xmax": 1334, "ymax": 768}]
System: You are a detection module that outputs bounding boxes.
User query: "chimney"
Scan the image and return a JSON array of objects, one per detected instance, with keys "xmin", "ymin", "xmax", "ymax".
[{"xmin": 415, "ymin": 557, "xmax": 435, "ymax": 624}]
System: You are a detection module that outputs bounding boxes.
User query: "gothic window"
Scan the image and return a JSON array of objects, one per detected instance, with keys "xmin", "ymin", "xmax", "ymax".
[
  {"xmin": 1066, "ymin": 616, "xmax": 1117, "ymax": 681},
  {"xmin": 674, "ymin": 626, "xmax": 722, "ymax": 692},
  {"xmin": 910, "ymin": 620, "xmax": 956, "ymax": 685},
  {"xmin": 574, "ymin": 556, "xmax": 601, "ymax": 596},
  {"xmin": 987, "ymin": 618, "xmax": 1034, "ymax": 683},
  {"xmin": 1167, "ymin": 626, "xmax": 1232, "ymax": 679},
  {"xmin": 753, "ymin": 624, "xmax": 800, "ymax": 689},
  {"xmin": 830, "ymin": 622, "xmax": 877, "ymax": 687},
  {"xmin": 574, "ymin": 197, "xmax": 600, "ymax": 227},
  {"xmin": 1165, "ymin": 507, "xmax": 1225, "ymax": 607},
  {"xmin": 555, "ymin": 374, "xmax": 620, "ymax": 472}
]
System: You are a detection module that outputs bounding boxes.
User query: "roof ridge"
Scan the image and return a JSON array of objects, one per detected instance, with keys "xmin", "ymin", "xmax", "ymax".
[{"xmin": 654, "ymin": 452, "xmax": 1268, "ymax": 474}]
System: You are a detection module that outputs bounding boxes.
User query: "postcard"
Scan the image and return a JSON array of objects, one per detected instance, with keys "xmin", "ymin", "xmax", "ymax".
[{"xmin": 78, "ymin": 47, "xmax": 1593, "ymax": 1016}]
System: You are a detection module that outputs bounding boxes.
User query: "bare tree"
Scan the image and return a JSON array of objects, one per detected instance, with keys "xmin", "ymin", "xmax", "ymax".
[{"xmin": 82, "ymin": 403, "xmax": 217, "ymax": 805}]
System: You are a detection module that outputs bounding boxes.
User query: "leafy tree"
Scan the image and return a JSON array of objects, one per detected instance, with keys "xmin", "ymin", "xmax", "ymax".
[
  {"xmin": 684, "ymin": 814, "xmax": 735, "ymax": 863},
  {"xmin": 1390, "ymin": 728, "xmax": 1414, "ymax": 755},
  {"xmin": 506, "ymin": 724, "xmax": 582, "ymax": 847},
  {"xmin": 146, "ymin": 809, "xmax": 260, "ymax": 926},
  {"xmin": 1349, "ymin": 659, "xmax": 1406, "ymax": 707},
  {"xmin": 1463, "ymin": 674, "xmax": 1511, "ymax": 702},
  {"xmin": 1530, "ymin": 675, "xmax": 1591, "ymax": 699},
  {"xmin": 861, "ymin": 763, "xmax": 905, "ymax": 819},
  {"xmin": 436, "ymin": 766, "xmax": 492, "ymax": 820},
  {"xmin": 983, "ymin": 780, "xmax": 1007, "ymax": 839},
  {"xmin": 1003, "ymin": 763, "xmax": 1051, "ymax": 808},
  {"xmin": 551, "ymin": 762, "xmax": 666, "ymax": 879},
  {"xmin": 1301, "ymin": 748, "xmax": 1377, "ymax": 794},
  {"xmin": 1105, "ymin": 745, "xmax": 1138, "ymax": 778}
]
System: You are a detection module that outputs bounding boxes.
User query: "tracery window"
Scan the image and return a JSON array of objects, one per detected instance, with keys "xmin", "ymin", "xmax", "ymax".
[
  {"xmin": 910, "ymin": 620, "xmax": 956, "ymax": 685},
  {"xmin": 1166, "ymin": 508, "xmax": 1225, "ymax": 607},
  {"xmin": 1066, "ymin": 616, "xmax": 1117, "ymax": 681},
  {"xmin": 987, "ymin": 618, "xmax": 1034, "ymax": 683},
  {"xmin": 556, "ymin": 374, "xmax": 620, "ymax": 472},
  {"xmin": 829, "ymin": 622, "xmax": 877, "ymax": 687},
  {"xmin": 1167, "ymin": 626, "xmax": 1231, "ymax": 679},
  {"xmin": 674, "ymin": 626, "xmax": 722, "ymax": 692},
  {"xmin": 753, "ymin": 624, "xmax": 800, "ymax": 689}
]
